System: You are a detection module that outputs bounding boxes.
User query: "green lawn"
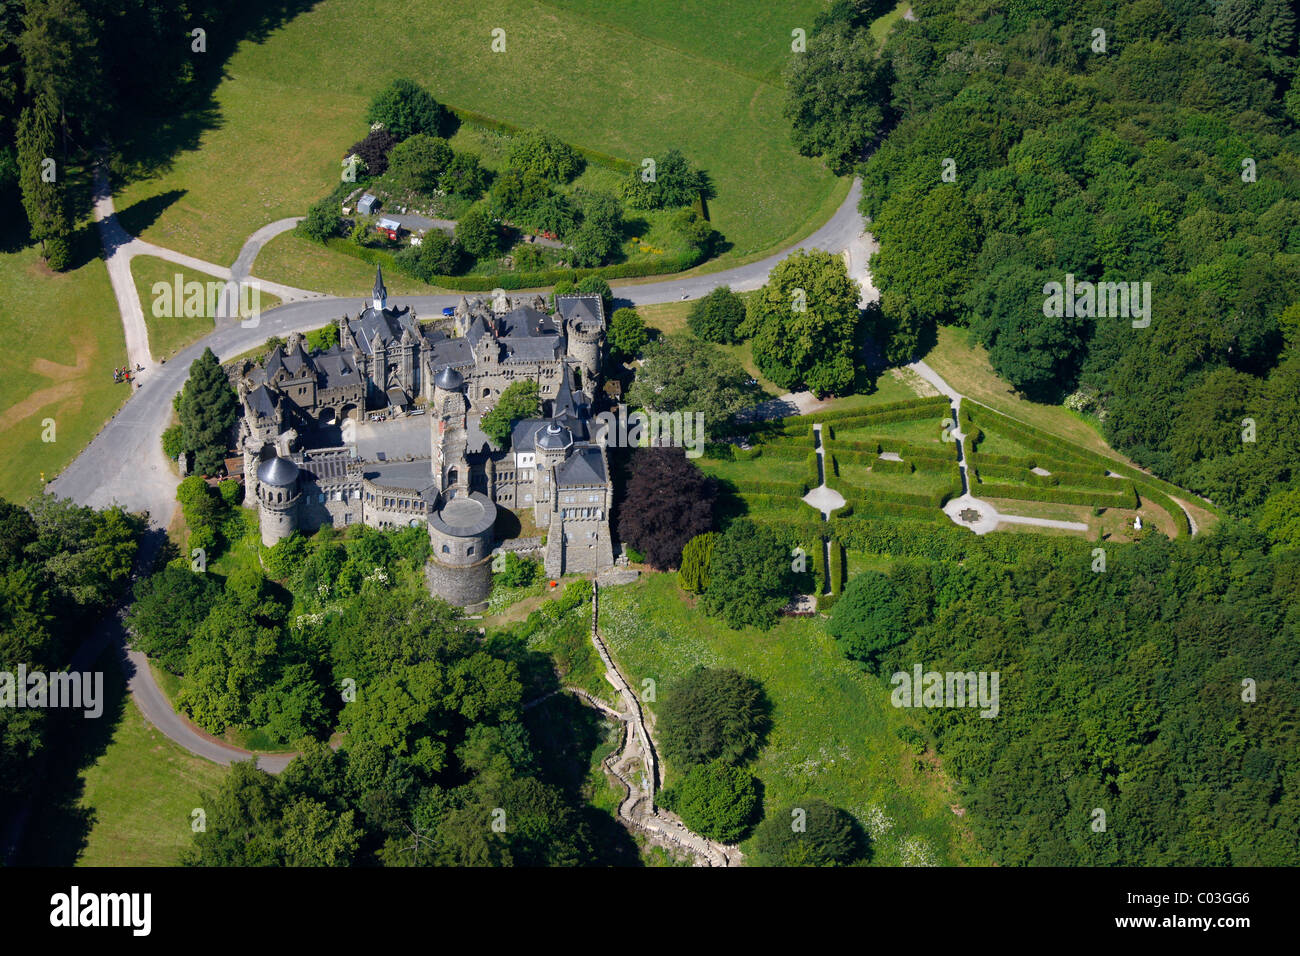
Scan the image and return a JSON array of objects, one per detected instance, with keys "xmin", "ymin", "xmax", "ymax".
[
  {"xmin": 132, "ymin": 255, "xmax": 283, "ymax": 361},
  {"xmin": 72, "ymin": 697, "xmax": 229, "ymax": 866},
  {"xmin": 600, "ymin": 574, "xmax": 986, "ymax": 865},
  {"xmin": 0, "ymin": 245, "xmax": 128, "ymax": 505},
  {"xmin": 132, "ymin": 255, "xmax": 219, "ymax": 361},
  {"xmin": 870, "ymin": 0, "xmax": 911, "ymax": 48},
  {"xmin": 111, "ymin": 0, "xmax": 841, "ymax": 270},
  {"xmin": 18, "ymin": 646, "xmax": 229, "ymax": 867}
]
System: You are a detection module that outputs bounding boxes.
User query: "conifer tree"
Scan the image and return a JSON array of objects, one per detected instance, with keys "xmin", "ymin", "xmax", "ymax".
[
  {"xmin": 16, "ymin": 90, "xmax": 71, "ymax": 267},
  {"xmin": 179, "ymin": 347, "xmax": 238, "ymax": 476}
]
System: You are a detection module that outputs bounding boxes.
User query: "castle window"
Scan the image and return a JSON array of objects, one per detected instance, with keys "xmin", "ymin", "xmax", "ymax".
[
  {"xmin": 467, "ymin": 546, "xmax": 474, "ymax": 556},
  {"xmin": 442, "ymin": 544, "xmax": 450, "ymax": 554}
]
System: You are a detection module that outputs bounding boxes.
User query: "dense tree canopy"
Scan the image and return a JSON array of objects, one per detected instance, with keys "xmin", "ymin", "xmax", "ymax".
[
  {"xmin": 658, "ymin": 666, "xmax": 770, "ymax": 770},
  {"xmin": 627, "ymin": 335, "xmax": 764, "ymax": 441},
  {"xmin": 830, "ymin": 0, "xmax": 1300, "ymax": 516},
  {"xmin": 827, "ymin": 569, "xmax": 907, "ymax": 669},
  {"xmin": 687, "ymin": 286, "xmax": 747, "ymax": 344},
  {"xmin": 745, "ymin": 250, "xmax": 862, "ymax": 397},
  {"xmin": 616, "ymin": 447, "xmax": 717, "ymax": 570},
  {"xmin": 701, "ymin": 519, "xmax": 792, "ymax": 630},
  {"xmin": 658, "ymin": 759, "xmax": 759, "ymax": 844}
]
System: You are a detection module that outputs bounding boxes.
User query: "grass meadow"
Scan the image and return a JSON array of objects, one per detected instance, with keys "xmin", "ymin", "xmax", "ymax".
[
  {"xmin": 111, "ymin": 0, "xmax": 841, "ymax": 270},
  {"xmin": 0, "ymin": 245, "xmax": 128, "ymax": 505},
  {"xmin": 599, "ymin": 573, "xmax": 987, "ymax": 866}
]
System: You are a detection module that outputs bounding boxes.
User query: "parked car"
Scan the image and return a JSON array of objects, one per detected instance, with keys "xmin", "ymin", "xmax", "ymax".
[{"xmin": 441, "ymin": 307, "xmax": 455, "ymax": 317}]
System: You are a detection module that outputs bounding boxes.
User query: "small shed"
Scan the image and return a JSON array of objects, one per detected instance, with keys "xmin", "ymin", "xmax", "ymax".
[
  {"xmin": 376, "ymin": 218, "xmax": 402, "ymax": 241},
  {"xmin": 357, "ymin": 193, "xmax": 379, "ymax": 215}
]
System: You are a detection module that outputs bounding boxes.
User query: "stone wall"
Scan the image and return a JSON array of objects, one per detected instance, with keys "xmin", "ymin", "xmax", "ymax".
[{"xmin": 425, "ymin": 555, "xmax": 493, "ymax": 609}]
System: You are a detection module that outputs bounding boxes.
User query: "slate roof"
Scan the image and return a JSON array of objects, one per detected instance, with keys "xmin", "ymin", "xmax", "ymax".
[
  {"xmin": 502, "ymin": 336, "xmax": 562, "ymax": 362},
  {"xmin": 365, "ymin": 459, "xmax": 435, "ymax": 492},
  {"xmin": 497, "ymin": 306, "xmax": 557, "ymax": 338},
  {"xmin": 312, "ymin": 348, "xmax": 362, "ymax": 390},
  {"xmin": 258, "ymin": 456, "xmax": 300, "ymax": 487},
  {"xmin": 246, "ymin": 384, "xmax": 278, "ymax": 420},
  {"xmin": 557, "ymin": 446, "xmax": 606, "ymax": 487},
  {"xmin": 555, "ymin": 294, "xmax": 605, "ymax": 329},
  {"xmin": 428, "ymin": 335, "xmax": 474, "ymax": 371},
  {"xmin": 435, "ymin": 366, "xmax": 463, "ymax": 390},
  {"xmin": 536, "ymin": 422, "xmax": 573, "ymax": 451},
  {"xmin": 348, "ymin": 304, "xmax": 416, "ymax": 355},
  {"xmin": 265, "ymin": 339, "xmax": 312, "ymax": 380}
]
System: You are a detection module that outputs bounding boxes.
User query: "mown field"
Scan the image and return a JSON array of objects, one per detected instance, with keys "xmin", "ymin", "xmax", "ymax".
[
  {"xmin": 600, "ymin": 574, "xmax": 986, "ymax": 866},
  {"xmin": 111, "ymin": 0, "xmax": 841, "ymax": 271},
  {"xmin": 0, "ymin": 245, "xmax": 128, "ymax": 505}
]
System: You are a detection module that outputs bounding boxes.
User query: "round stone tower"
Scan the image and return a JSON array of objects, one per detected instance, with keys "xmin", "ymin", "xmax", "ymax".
[
  {"xmin": 425, "ymin": 490, "xmax": 497, "ymax": 610},
  {"xmin": 257, "ymin": 455, "xmax": 301, "ymax": 547},
  {"xmin": 568, "ymin": 316, "xmax": 603, "ymax": 385}
]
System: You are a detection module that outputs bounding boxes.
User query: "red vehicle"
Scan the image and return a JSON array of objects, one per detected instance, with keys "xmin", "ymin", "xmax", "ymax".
[{"xmin": 539, "ymin": 230, "xmax": 558, "ymax": 240}]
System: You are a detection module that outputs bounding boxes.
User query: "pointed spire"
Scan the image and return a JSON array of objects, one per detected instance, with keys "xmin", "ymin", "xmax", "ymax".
[{"xmin": 373, "ymin": 266, "xmax": 387, "ymax": 311}]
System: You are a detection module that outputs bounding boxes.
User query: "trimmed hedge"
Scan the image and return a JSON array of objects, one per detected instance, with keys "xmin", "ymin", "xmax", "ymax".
[
  {"xmin": 732, "ymin": 479, "xmax": 810, "ymax": 497},
  {"xmin": 736, "ymin": 396, "xmax": 951, "ymax": 437},
  {"xmin": 871, "ymin": 457, "xmax": 914, "ymax": 475},
  {"xmin": 829, "ymin": 515, "xmax": 1096, "ymax": 564},
  {"xmin": 1139, "ymin": 487, "xmax": 1192, "ymax": 536},
  {"xmin": 964, "ymin": 401, "xmax": 1214, "ymax": 527},
  {"xmin": 974, "ymin": 480, "xmax": 1139, "ymax": 509},
  {"xmin": 759, "ymin": 442, "xmax": 815, "ymax": 461},
  {"xmin": 807, "ymin": 452, "xmax": 821, "ymax": 487}
]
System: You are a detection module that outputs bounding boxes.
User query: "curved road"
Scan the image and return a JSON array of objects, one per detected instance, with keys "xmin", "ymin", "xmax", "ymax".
[{"xmin": 47, "ymin": 172, "xmax": 871, "ymax": 771}]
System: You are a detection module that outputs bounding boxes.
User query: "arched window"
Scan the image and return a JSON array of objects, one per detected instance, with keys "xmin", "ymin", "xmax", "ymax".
[{"xmin": 442, "ymin": 544, "xmax": 450, "ymax": 554}]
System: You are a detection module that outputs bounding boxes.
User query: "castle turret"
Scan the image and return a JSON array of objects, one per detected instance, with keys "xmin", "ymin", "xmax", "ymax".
[
  {"xmin": 373, "ymin": 266, "xmax": 388, "ymax": 312},
  {"xmin": 556, "ymin": 294, "xmax": 605, "ymax": 385},
  {"xmin": 256, "ymin": 455, "xmax": 301, "ymax": 547},
  {"xmin": 425, "ymin": 490, "xmax": 497, "ymax": 610}
]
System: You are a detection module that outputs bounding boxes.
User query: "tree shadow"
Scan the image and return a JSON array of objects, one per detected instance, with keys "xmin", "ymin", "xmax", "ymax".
[
  {"xmin": 523, "ymin": 693, "xmax": 640, "ymax": 866},
  {"xmin": 14, "ymin": 643, "xmax": 128, "ymax": 865},
  {"xmin": 113, "ymin": 189, "xmax": 188, "ymax": 244},
  {"xmin": 106, "ymin": 0, "xmax": 322, "ymax": 190}
]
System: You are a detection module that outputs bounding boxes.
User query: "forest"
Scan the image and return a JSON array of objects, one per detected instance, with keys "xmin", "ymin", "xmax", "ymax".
[{"xmin": 788, "ymin": 0, "xmax": 1300, "ymax": 520}]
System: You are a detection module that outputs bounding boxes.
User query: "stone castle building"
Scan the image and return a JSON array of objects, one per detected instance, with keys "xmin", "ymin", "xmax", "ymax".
[{"xmin": 235, "ymin": 268, "xmax": 615, "ymax": 609}]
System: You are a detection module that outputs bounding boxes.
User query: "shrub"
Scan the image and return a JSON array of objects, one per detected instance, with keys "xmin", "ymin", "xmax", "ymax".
[
  {"xmin": 386, "ymin": 133, "xmax": 454, "ymax": 193},
  {"xmin": 751, "ymin": 799, "xmax": 867, "ymax": 866},
  {"xmin": 658, "ymin": 759, "xmax": 759, "ymax": 843},
  {"xmin": 161, "ymin": 424, "xmax": 186, "ymax": 460},
  {"xmin": 366, "ymin": 78, "xmax": 452, "ymax": 140},
  {"xmin": 507, "ymin": 129, "xmax": 584, "ymax": 183},
  {"xmin": 496, "ymin": 552, "xmax": 539, "ymax": 588},
  {"xmin": 346, "ymin": 128, "xmax": 397, "ymax": 177},
  {"xmin": 678, "ymin": 532, "xmax": 719, "ymax": 593},
  {"xmin": 300, "ymin": 197, "xmax": 342, "ymax": 244}
]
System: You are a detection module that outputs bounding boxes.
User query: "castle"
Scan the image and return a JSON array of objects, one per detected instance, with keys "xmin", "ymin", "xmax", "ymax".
[{"xmin": 236, "ymin": 268, "xmax": 616, "ymax": 610}]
